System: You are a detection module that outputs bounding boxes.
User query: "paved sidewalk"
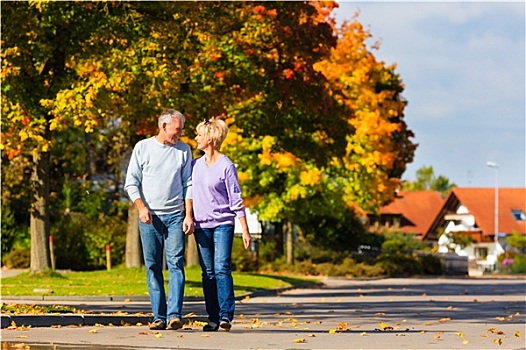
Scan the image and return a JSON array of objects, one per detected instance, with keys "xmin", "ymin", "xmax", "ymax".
[{"xmin": 1, "ymin": 277, "xmax": 525, "ymax": 349}]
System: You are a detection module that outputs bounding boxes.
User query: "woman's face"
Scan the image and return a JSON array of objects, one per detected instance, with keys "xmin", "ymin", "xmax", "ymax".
[{"xmin": 195, "ymin": 127, "xmax": 211, "ymax": 151}]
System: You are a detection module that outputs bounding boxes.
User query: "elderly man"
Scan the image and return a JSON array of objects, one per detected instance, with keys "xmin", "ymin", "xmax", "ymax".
[{"xmin": 125, "ymin": 109, "xmax": 193, "ymax": 330}]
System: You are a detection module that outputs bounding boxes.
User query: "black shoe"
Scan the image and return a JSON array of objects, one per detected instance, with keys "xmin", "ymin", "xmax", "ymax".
[
  {"xmin": 166, "ymin": 317, "xmax": 183, "ymax": 330},
  {"xmin": 203, "ymin": 322, "xmax": 219, "ymax": 332},
  {"xmin": 149, "ymin": 319, "xmax": 166, "ymax": 330},
  {"xmin": 220, "ymin": 318, "xmax": 232, "ymax": 331}
]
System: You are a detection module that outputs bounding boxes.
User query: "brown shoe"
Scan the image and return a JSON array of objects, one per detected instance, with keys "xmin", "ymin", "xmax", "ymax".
[
  {"xmin": 167, "ymin": 317, "xmax": 183, "ymax": 330},
  {"xmin": 149, "ymin": 319, "xmax": 166, "ymax": 330}
]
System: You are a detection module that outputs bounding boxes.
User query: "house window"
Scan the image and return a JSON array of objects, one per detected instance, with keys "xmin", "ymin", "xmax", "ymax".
[
  {"xmin": 511, "ymin": 209, "xmax": 526, "ymax": 221},
  {"xmin": 475, "ymin": 247, "xmax": 488, "ymax": 259}
]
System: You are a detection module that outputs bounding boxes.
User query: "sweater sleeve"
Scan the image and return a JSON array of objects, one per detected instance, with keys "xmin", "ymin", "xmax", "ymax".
[
  {"xmin": 225, "ymin": 163, "xmax": 246, "ymax": 218},
  {"xmin": 124, "ymin": 143, "xmax": 143, "ymax": 203},
  {"xmin": 181, "ymin": 144, "xmax": 193, "ymax": 200}
]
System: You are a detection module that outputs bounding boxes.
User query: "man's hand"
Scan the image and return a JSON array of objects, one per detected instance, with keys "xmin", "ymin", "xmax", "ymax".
[
  {"xmin": 139, "ymin": 207, "xmax": 152, "ymax": 224},
  {"xmin": 183, "ymin": 216, "xmax": 194, "ymax": 235}
]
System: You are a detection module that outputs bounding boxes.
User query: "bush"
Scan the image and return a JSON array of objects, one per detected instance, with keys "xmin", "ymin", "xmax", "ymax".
[
  {"xmin": 231, "ymin": 236, "xmax": 258, "ymax": 272},
  {"xmin": 51, "ymin": 211, "xmax": 126, "ymax": 271},
  {"xmin": 376, "ymin": 252, "xmax": 423, "ymax": 276},
  {"xmin": 510, "ymin": 255, "xmax": 526, "ymax": 274},
  {"xmin": 420, "ymin": 253, "xmax": 443, "ymax": 275},
  {"xmin": 2, "ymin": 248, "xmax": 30, "ymax": 268}
]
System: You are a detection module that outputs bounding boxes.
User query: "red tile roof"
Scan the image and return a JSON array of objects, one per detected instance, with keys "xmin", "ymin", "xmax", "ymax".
[
  {"xmin": 378, "ymin": 191, "xmax": 444, "ymax": 235},
  {"xmin": 450, "ymin": 188, "xmax": 526, "ymax": 235}
]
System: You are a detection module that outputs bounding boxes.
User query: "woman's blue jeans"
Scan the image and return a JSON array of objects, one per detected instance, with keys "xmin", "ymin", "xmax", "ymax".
[
  {"xmin": 139, "ymin": 212, "xmax": 185, "ymax": 323},
  {"xmin": 194, "ymin": 224, "xmax": 235, "ymax": 323}
]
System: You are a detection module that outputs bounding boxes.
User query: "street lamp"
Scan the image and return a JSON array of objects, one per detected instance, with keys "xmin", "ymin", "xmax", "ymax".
[{"xmin": 486, "ymin": 161, "xmax": 499, "ymax": 266}]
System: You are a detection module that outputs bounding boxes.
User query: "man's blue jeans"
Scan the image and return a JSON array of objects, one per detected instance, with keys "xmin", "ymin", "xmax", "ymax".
[
  {"xmin": 139, "ymin": 212, "xmax": 185, "ymax": 323},
  {"xmin": 194, "ymin": 224, "xmax": 235, "ymax": 324}
]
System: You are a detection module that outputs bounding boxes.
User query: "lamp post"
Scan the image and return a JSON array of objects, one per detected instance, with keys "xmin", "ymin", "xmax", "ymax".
[{"xmin": 486, "ymin": 161, "xmax": 499, "ymax": 266}]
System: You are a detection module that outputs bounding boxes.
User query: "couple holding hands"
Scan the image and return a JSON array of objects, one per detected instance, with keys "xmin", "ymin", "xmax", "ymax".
[{"xmin": 124, "ymin": 109, "xmax": 251, "ymax": 332}]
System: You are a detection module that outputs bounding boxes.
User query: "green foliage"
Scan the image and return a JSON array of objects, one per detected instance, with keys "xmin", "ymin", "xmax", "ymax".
[
  {"xmin": 507, "ymin": 232, "xmax": 526, "ymax": 250},
  {"xmin": 298, "ymin": 207, "xmax": 370, "ymax": 253},
  {"xmin": 231, "ymin": 236, "xmax": 258, "ymax": 272},
  {"xmin": 510, "ymin": 255, "xmax": 526, "ymax": 274},
  {"xmin": 380, "ymin": 232, "xmax": 426, "ymax": 254},
  {"xmin": 376, "ymin": 252, "xmax": 423, "ymax": 276},
  {"xmin": 420, "ymin": 253, "xmax": 444, "ymax": 275},
  {"xmin": 376, "ymin": 232, "xmax": 442, "ymax": 276},
  {"xmin": 51, "ymin": 212, "xmax": 126, "ymax": 271},
  {"xmin": 2, "ymin": 249, "xmax": 30, "ymax": 269},
  {"xmin": 1, "ymin": 205, "xmax": 18, "ymax": 256},
  {"xmin": 403, "ymin": 165, "xmax": 456, "ymax": 195}
]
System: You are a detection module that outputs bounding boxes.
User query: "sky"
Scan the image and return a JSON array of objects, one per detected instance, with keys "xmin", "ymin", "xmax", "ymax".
[{"xmin": 333, "ymin": 1, "xmax": 525, "ymax": 189}]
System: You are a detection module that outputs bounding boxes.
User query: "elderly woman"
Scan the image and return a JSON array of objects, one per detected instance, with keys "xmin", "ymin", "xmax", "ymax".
[{"xmin": 192, "ymin": 117, "xmax": 251, "ymax": 332}]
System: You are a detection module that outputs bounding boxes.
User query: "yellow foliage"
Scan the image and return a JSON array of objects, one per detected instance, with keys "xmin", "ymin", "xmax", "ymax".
[
  {"xmin": 300, "ymin": 168, "xmax": 321, "ymax": 186},
  {"xmin": 273, "ymin": 152, "xmax": 298, "ymax": 169}
]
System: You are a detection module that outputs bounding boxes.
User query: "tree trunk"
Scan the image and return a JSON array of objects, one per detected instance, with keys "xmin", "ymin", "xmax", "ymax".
[
  {"xmin": 30, "ymin": 152, "xmax": 51, "ymax": 274},
  {"xmin": 286, "ymin": 221, "xmax": 294, "ymax": 265},
  {"xmin": 274, "ymin": 220, "xmax": 284, "ymax": 258},
  {"xmin": 186, "ymin": 234, "xmax": 199, "ymax": 267},
  {"xmin": 125, "ymin": 203, "xmax": 143, "ymax": 267}
]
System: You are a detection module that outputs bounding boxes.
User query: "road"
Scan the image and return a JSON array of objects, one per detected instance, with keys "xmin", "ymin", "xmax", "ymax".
[{"xmin": 1, "ymin": 277, "xmax": 525, "ymax": 349}]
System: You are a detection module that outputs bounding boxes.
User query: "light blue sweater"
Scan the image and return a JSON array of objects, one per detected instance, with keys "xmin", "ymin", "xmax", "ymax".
[{"xmin": 125, "ymin": 137, "xmax": 192, "ymax": 215}]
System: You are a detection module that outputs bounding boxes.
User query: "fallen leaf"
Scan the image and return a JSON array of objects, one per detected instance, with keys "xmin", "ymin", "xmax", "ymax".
[
  {"xmin": 360, "ymin": 332, "xmax": 367, "ymax": 336},
  {"xmin": 495, "ymin": 317, "xmax": 505, "ymax": 321},
  {"xmin": 515, "ymin": 331, "xmax": 521, "ymax": 337},
  {"xmin": 88, "ymin": 329, "xmax": 98, "ymax": 334},
  {"xmin": 154, "ymin": 332, "xmax": 162, "ymax": 338},
  {"xmin": 379, "ymin": 321, "xmax": 394, "ymax": 331},
  {"xmin": 292, "ymin": 338, "xmax": 306, "ymax": 343},
  {"xmin": 336, "ymin": 322, "xmax": 349, "ymax": 331},
  {"xmin": 201, "ymin": 334, "xmax": 209, "ymax": 338},
  {"xmin": 493, "ymin": 338, "xmax": 503, "ymax": 345},
  {"xmin": 438, "ymin": 317, "xmax": 451, "ymax": 323},
  {"xmin": 462, "ymin": 340, "xmax": 469, "ymax": 344},
  {"xmin": 307, "ymin": 333, "xmax": 315, "ymax": 337}
]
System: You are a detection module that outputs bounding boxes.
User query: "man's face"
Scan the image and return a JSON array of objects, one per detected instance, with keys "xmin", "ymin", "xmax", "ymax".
[{"xmin": 163, "ymin": 118, "xmax": 184, "ymax": 144}]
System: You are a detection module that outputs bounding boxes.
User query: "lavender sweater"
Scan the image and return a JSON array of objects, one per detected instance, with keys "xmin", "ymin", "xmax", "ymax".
[{"xmin": 192, "ymin": 155, "xmax": 246, "ymax": 229}]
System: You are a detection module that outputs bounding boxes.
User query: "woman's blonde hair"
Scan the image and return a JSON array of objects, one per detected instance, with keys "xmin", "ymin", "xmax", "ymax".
[{"xmin": 196, "ymin": 117, "xmax": 229, "ymax": 150}]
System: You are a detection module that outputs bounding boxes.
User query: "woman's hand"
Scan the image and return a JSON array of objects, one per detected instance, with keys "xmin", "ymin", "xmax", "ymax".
[{"xmin": 242, "ymin": 231, "xmax": 251, "ymax": 250}]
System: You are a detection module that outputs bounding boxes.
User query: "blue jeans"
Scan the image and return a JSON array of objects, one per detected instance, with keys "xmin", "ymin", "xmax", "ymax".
[
  {"xmin": 139, "ymin": 212, "xmax": 185, "ymax": 323},
  {"xmin": 194, "ymin": 224, "xmax": 235, "ymax": 323}
]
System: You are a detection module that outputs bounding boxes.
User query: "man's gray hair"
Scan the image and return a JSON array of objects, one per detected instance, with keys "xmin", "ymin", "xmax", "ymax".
[{"xmin": 158, "ymin": 109, "xmax": 185, "ymax": 128}]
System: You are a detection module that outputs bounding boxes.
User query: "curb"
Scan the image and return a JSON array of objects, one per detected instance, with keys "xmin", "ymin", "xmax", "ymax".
[
  {"xmin": 1, "ymin": 281, "xmax": 322, "ymax": 329},
  {"xmin": 1, "ymin": 314, "xmax": 209, "ymax": 329}
]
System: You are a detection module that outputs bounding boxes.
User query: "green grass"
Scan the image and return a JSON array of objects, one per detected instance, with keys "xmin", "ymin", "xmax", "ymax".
[{"xmin": 0, "ymin": 266, "xmax": 318, "ymax": 297}]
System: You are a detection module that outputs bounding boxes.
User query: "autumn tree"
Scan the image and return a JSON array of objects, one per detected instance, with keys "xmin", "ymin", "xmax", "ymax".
[
  {"xmin": 314, "ymin": 13, "xmax": 416, "ymax": 215},
  {"xmin": 1, "ymin": 2, "xmax": 205, "ymax": 272},
  {"xmin": 183, "ymin": 2, "xmax": 351, "ymax": 262}
]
